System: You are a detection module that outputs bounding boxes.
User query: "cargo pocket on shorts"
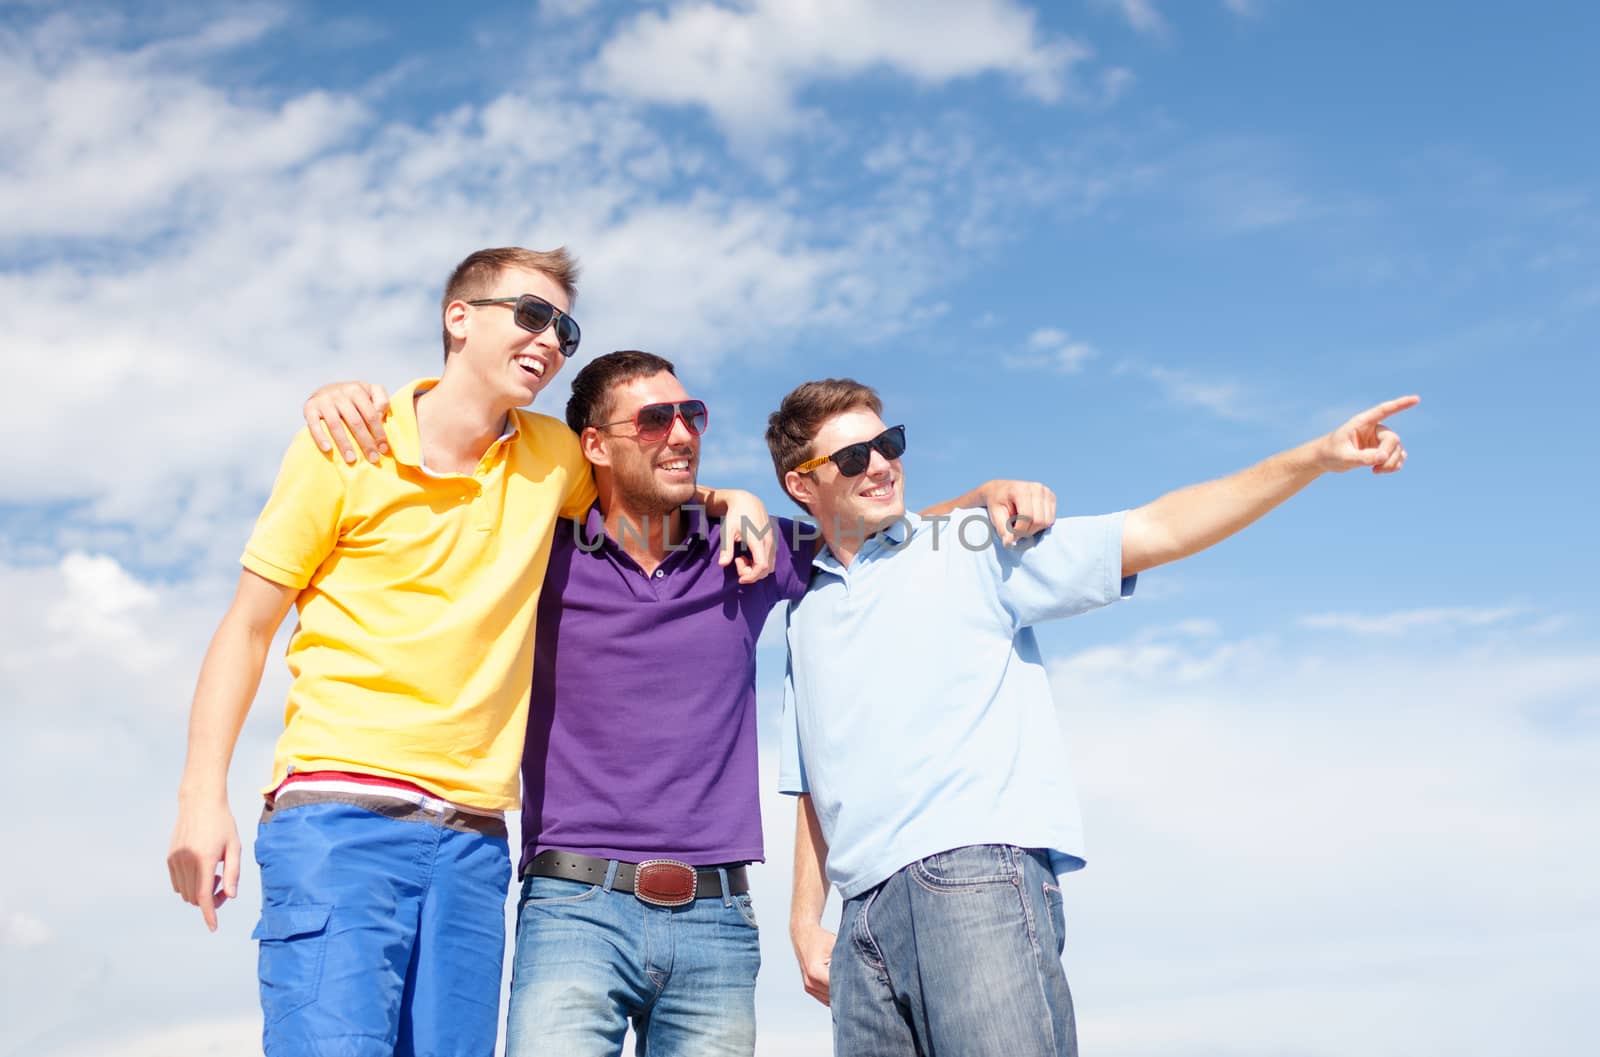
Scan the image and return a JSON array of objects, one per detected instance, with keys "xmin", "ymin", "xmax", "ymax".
[{"xmin": 253, "ymin": 903, "xmax": 333, "ymax": 1024}]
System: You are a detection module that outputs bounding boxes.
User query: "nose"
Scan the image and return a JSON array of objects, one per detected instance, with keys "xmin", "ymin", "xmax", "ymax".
[
  {"xmin": 532, "ymin": 325, "xmax": 561, "ymax": 357},
  {"xmin": 666, "ymin": 411, "xmax": 697, "ymax": 447},
  {"xmin": 864, "ymin": 447, "xmax": 893, "ymax": 476}
]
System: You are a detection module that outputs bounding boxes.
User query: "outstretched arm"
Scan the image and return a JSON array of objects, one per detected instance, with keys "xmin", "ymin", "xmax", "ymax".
[
  {"xmin": 167, "ymin": 570, "xmax": 298, "ymax": 930},
  {"xmin": 790, "ymin": 794, "xmax": 835, "ymax": 1006},
  {"xmin": 1122, "ymin": 395, "xmax": 1417, "ymax": 577}
]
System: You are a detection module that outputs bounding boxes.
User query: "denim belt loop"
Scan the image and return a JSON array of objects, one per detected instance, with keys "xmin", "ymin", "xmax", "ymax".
[
  {"xmin": 717, "ymin": 866, "xmax": 732, "ymax": 907},
  {"xmin": 602, "ymin": 859, "xmax": 620, "ymax": 893}
]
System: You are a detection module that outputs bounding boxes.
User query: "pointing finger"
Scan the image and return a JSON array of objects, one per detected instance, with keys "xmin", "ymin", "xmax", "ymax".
[{"xmin": 1352, "ymin": 394, "xmax": 1420, "ymax": 427}]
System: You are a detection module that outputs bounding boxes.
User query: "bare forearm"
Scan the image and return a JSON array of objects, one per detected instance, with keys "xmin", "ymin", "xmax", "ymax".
[
  {"xmin": 919, "ymin": 488, "xmax": 982, "ymax": 519},
  {"xmin": 693, "ymin": 484, "xmax": 739, "ymax": 517},
  {"xmin": 1122, "ymin": 439, "xmax": 1323, "ymax": 576},
  {"xmin": 790, "ymin": 794, "xmax": 830, "ymax": 930},
  {"xmin": 178, "ymin": 573, "xmax": 296, "ymax": 802},
  {"xmin": 178, "ymin": 619, "xmax": 277, "ymax": 801}
]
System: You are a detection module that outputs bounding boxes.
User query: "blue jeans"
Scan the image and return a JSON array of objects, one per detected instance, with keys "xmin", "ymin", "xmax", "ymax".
[
  {"xmin": 505, "ymin": 868, "xmax": 762, "ymax": 1057},
  {"xmin": 831, "ymin": 844, "xmax": 1075, "ymax": 1057},
  {"xmin": 252, "ymin": 799, "xmax": 512, "ymax": 1057}
]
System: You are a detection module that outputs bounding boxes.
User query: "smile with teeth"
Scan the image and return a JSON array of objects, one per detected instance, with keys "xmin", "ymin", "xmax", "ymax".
[
  {"xmin": 659, "ymin": 458, "xmax": 693, "ymax": 473},
  {"xmin": 860, "ymin": 480, "xmax": 895, "ymax": 498},
  {"xmin": 513, "ymin": 355, "xmax": 545, "ymax": 378}
]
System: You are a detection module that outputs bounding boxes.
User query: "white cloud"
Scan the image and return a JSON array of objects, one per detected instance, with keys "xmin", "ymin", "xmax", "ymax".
[
  {"xmin": 586, "ymin": 0, "xmax": 1090, "ymax": 140},
  {"xmin": 540, "ymin": 0, "xmax": 600, "ymax": 19},
  {"xmin": 1130, "ymin": 363, "xmax": 1254, "ymax": 420},
  {"xmin": 42, "ymin": 1018, "xmax": 263, "ymax": 1057},
  {"xmin": 0, "ymin": 17, "xmax": 365, "ymax": 239},
  {"xmin": 1, "ymin": 12, "xmax": 1011, "ymax": 557},
  {"xmin": 1049, "ymin": 623, "xmax": 1600, "ymax": 1056},
  {"xmin": 1007, "ymin": 326, "xmax": 1100, "ymax": 372},
  {"xmin": 1300, "ymin": 604, "xmax": 1529, "ymax": 635},
  {"xmin": 0, "ymin": 906, "xmax": 53, "ymax": 947},
  {"xmin": 1094, "ymin": 0, "xmax": 1169, "ymax": 37},
  {"xmin": 1095, "ymin": 0, "xmax": 1260, "ymax": 36}
]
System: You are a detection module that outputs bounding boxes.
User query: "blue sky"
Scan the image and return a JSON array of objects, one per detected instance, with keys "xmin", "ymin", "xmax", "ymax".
[{"xmin": 2, "ymin": 2, "xmax": 1596, "ymax": 1055}]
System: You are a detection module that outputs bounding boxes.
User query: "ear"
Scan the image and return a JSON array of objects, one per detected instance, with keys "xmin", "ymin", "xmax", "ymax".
[
  {"xmin": 443, "ymin": 300, "xmax": 471, "ymax": 348},
  {"xmin": 580, "ymin": 425, "xmax": 612, "ymax": 468},
  {"xmin": 784, "ymin": 469, "xmax": 815, "ymax": 509}
]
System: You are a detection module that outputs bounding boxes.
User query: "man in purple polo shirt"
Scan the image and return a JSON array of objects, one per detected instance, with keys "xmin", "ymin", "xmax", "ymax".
[{"xmin": 303, "ymin": 352, "xmax": 1051, "ymax": 1056}]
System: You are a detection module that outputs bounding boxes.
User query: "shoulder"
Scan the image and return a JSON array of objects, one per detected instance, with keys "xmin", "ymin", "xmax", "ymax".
[
  {"xmin": 512, "ymin": 409, "xmax": 579, "ymax": 445},
  {"xmin": 271, "ymin": 427, "xmax": 358, "ymax": 489},
  {"xmin": 510, "ymin": 410, "xmax": 585, "ymax": 462}
]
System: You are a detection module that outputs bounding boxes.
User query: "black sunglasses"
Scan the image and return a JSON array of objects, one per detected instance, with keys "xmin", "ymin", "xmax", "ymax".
[
  {"xmin": 595, "ymin": 400, "xmax": 710, "ymax": 442},
  {"xmin": 466, "ymin": 294, "xmax": 581, "ymax": 357},
  {"xmin": 792, "ymin": 425, "xmax": 906, "ymax": 478}
]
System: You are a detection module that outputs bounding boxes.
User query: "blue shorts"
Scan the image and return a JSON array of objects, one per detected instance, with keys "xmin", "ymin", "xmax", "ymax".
[{"xmin": 252, "ymin": 797, "xmax": 512, "ymax": 1057}]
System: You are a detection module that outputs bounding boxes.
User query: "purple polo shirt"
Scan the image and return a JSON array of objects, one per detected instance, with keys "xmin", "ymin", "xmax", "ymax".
[{"xmin": 519, "ymin": 506, "xmax": 812, "ymax": 871}]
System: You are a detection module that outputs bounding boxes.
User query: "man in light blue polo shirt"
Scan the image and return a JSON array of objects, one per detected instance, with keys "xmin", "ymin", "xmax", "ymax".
[{"xmin": 765, "ymin": 379, "xmax": 1417, "ymax": 1057}]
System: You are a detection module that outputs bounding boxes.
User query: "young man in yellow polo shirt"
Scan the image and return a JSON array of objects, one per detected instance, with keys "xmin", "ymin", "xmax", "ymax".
[{"xmin": 165, "ymin": 247, "xmax": 768, "ymax": 1057}]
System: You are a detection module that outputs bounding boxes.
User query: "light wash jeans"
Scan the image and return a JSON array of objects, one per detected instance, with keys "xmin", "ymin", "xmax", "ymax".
[
  {"xmin": 505, "ymin": 868, "xmax": 761, "ymax": 1057},
  {"xmin": 831, "ymin": 844, "xmax": 1075, "ymax": 1057}
]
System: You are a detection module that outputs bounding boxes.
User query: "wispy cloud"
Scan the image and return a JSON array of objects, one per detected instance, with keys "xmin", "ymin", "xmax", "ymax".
[
  {"xmin": 0, "ymin": 906, "xmax": 53, "ymax": 948},
  {"xmin": 1093, "ymin": 0, "xmax": 1169, "ymax": 38},
  {"xmin": 1045, "ymin": 622, "xmax": 1600, "ymax": 1055},
  {"xmin": 1005, "ymin": 326, "xmax": 1100, "ymax": 372},
  {"xmin": 3, "ymin": 10, "xmax": 1044, "ymax": 565},
  {"xmin": 1094, "ymin": 0, "xmax": 1260, "ymax": 36},
  {"xmin": 1299, "ymin": 605, "xmax": 1529, "ymax": 635},
  {"xmin": 585, "ymin": 0, "xmax": 1093, "ymax": 140},
  {"xmin": 1123, "ymin": 362, "xmax": 1255, "ymax": 420}
]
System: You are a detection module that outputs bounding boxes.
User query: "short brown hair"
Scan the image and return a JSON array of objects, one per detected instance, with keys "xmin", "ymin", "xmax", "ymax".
[
  {"xmin": 440, "ymin": 246, "xmax": 580, "ymax": 360},
  {"xmin": 765, "ymin": 378, "xmax": 883, "ymax": 509},
  {"xmin": 565, "ymin": 350, "xmax": 677, "ymax": 433}
]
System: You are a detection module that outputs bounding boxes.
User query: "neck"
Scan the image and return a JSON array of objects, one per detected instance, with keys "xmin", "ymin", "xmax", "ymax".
[
  {"xmin": 414, "ymin": 373, "xmax": 513, "ymax": 474},
  {"xmin": 599, "ymin": 489, "xmax": 687, "ymax": 574},
  {"xmin": 818, "ymin": 511, "xmax": 898, "ymax": 569}
]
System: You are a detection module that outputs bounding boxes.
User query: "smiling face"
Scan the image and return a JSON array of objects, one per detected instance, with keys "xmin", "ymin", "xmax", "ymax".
[
  {"xmin": 585, "ymin": 370, "xmax": 701, "ymax": 516},
  {"xmin": 443, "ymin": 265, "xmax": 570, "ymax": 409},
  {"xmin": 788, "ymin": 407, "xmax": 906, "ymax": 545}
]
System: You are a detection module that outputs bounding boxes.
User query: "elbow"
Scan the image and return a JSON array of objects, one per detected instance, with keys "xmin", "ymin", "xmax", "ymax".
[{"xmin": 1121, "ymin": 510, "xmax": 1177, "ymax": 577}]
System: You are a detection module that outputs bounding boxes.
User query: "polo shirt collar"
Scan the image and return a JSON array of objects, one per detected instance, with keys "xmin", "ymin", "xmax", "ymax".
[
  {"xmin": 576, "ymin": 502, "xmax": 715, "ymax": 553},
  {"xmin": 385, "ymin": 378, "xmax": 519, "ymax": 474},
  {"xmin": 814, "ymin": 512, "xmax": 920, "ymax": 573}
]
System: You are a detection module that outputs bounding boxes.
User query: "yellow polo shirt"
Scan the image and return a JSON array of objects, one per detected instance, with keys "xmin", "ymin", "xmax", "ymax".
[{"xmin": 242, "ymin": 379, "xmax": 598, "ymax": 811}]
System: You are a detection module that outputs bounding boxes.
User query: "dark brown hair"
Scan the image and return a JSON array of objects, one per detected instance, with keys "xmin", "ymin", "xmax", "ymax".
[{"xmin": 565, "ymin": 350, "xmax": 678, "ymax": 433}]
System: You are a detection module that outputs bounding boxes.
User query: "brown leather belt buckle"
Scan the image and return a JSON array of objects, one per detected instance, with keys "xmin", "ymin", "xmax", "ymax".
[{"xmin": 634, "ymin": 859, "xmax": 697, "ymax": 907}]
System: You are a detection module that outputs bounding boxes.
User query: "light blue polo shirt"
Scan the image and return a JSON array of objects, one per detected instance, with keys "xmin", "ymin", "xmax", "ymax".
[{"xmin": 779, "ymin": 510, "xmax": 1135, "ymax": 900}]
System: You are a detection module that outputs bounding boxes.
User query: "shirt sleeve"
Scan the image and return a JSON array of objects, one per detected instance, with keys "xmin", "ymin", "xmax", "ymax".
[
  {"xmin": 553, "ymin": 427, "xmax": 599, "ymax": 520},
  {"xmin": 987, "ymin": 511, "xmax": 1136, "ymax": 629},
  {"xmin": 776, "ymin": 636, "xmax": 810, "ymax": 796},
  {"xmin": 241, "ymin": 431, "xmax": 348, "ymax": 590},
  {"xmin": 770, "ymin": 517, "xmax": 817, "ymax": 603}
]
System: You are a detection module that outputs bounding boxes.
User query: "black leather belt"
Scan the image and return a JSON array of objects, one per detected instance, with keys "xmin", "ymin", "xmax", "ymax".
[{"xmin": 524, "ymin": 850, "xmax": 750, "ymax": 908}]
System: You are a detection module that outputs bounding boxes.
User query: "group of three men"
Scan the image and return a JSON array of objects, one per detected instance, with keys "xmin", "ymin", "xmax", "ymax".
[{"xmin": 168, "ymin": 245, "xmax": 1413, "ymax": 1057}]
